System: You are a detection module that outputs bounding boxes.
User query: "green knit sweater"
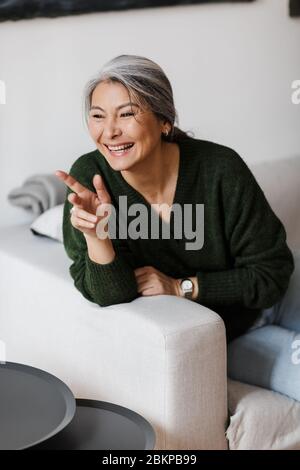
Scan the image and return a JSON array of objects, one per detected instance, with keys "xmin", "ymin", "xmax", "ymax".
[{"xmin": 63, "ymin": 137, "xmax": 294, "ymax": 342}]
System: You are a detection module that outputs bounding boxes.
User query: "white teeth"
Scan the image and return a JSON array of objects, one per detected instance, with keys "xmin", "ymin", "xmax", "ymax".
[{"xmin": 107, "ymin": 143, "xmax": 133, "ymax": 151}]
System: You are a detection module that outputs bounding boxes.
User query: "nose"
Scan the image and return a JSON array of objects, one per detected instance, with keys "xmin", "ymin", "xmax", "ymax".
[{"xmin": 101, "ymin": 116, "xmax": 122, "ymax": 142}]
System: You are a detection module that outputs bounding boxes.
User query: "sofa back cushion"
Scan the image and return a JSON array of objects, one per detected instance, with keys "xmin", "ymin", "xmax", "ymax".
[{"xmin": 249, "ymin": 156, "xmax": 300, "ymax": 250}]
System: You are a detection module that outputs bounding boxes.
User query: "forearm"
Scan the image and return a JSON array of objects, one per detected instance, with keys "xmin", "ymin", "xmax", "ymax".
[
  {"xmin": 66, "ymin": 232, "xmax": 138, "ymax": 306},
  {"xmin": 194, "ymin": 249, "xmax": 294, "ymax": 309},
  {"xmin": 84, "ymin": 233, "xmax": 116, "ymax": 265},
  {"xmin": 82, "ymin": 234, "xmax": 139, "ymax": 306}
]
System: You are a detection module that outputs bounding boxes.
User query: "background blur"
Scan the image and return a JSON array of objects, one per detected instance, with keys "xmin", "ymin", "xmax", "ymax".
[{"xmin": 0, "ymin": 0, "xmax": 299, "ymax": 220}]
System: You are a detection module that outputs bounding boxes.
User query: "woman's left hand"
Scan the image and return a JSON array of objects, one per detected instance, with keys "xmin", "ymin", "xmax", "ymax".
[{"xmin": 134, "ymin": 266, "xmax": 182, "ymax": 297}]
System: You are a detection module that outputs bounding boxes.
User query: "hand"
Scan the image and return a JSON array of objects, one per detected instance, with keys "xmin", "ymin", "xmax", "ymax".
[
  {"xmin": 55, "ymin": 170, "xmax": 112, "ymax": 239},
  {"xmin": 134, "ymin": 266, "xmax": 182, "ymax": 297}
]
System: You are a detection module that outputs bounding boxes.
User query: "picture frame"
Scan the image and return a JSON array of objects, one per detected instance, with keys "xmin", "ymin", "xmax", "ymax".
[
  {"xmin": 0, "ymin": 0, "xmax": 256, "ymax": 23},
  {"xmin": 290, "ymin": 0, "xmax": 300, "ymax": 17}
]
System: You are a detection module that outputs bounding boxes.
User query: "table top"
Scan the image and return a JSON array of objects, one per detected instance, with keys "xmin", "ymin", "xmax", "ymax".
[
  {"xmin": 33, "ymin": 399, "xmax": 156, "ymax": 450},
  {"xmin": 0, "ymin": 362, "xmax": 76, "ymax": 450}
]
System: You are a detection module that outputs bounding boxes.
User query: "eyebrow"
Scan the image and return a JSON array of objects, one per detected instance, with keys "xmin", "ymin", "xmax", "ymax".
[{"xmin": 90, "ymin": 102, "xmax": 140, "ymax": 112}]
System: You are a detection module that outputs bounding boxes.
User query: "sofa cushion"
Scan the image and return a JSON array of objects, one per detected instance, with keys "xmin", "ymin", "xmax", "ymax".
[
  {"xmin": 227, "ymin": 325, "xmax": 300, "ymax": 402},
  {"xmin": 226, "ymin": 379, "xmax": 300, "ymax": 450},
  {"xmin": 227, "ymin": 248, "xmax": 300, "ymax": 402}
]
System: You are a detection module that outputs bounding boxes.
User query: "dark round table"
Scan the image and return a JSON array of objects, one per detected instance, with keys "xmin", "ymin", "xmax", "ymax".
[
  {"xmin": 0, "ymin": 362, "xmax": 76, "ymax": 450},
  {"xmin": 33, "ymin": 399, "xmax": 156, "ymax": 450},
  {"xmin": 0, "ymin": 362, "xmax": 155, "ymax": 450}
]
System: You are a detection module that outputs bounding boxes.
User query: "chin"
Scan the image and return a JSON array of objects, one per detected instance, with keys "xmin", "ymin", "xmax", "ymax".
[{"xmin": 108, "ymin": 157, "xmax": 135, "ymax": 172}]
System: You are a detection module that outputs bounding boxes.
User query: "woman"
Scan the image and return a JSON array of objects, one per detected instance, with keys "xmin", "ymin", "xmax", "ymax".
[{"xmin": 55, "ymin": 54, "xmax": 294, "ymax": 349}]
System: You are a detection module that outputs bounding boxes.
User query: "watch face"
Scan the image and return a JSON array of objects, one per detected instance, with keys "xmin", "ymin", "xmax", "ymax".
[{"xmin": 181, "ymin": 279, "xmax": 193, "ymax": 291}]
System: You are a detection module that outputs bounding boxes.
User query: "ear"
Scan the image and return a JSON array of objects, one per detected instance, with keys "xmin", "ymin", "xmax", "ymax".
[{"xmin": 162, "ymin": 120, "xmax": 171, "ymax": 133}]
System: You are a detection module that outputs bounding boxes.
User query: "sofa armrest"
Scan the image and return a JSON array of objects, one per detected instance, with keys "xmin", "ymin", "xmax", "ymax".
[
  {"xmin": 125, "ymin": 295, "xmax": 229, "ymax": 450},
  {"xmin": 0, "ymin": 233, "xmax": 228, "ymax": 449}
]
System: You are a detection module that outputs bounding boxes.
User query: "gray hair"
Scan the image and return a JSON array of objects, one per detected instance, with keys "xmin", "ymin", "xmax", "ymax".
[{"xmin": 83, "ymin": 54, "xmax": 193, "ymax": 143}]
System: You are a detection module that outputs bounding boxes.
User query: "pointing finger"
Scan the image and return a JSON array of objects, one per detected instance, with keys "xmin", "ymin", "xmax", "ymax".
[{"xmin": 55, "ymin": 170, "xmax": 88, "ymax": 197}]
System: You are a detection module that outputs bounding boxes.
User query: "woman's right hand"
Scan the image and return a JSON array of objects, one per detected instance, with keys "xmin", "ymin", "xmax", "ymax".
[{"xmin": 55, "ymin": 170, "xmax": 112, "ymax": 239}]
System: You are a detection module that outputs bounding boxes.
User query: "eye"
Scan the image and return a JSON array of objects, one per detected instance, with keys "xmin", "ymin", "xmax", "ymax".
[
  {"xmin": 121, "ymin": 112, "xmax": 134, "ymax": 117},
  {"xmin": 91, "ymin": 114, "xmax": 103, "ymax": 119}
]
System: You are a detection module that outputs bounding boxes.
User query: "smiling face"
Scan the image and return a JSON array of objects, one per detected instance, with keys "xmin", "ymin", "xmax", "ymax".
[{"xmin": 88, "ymin": 80, "xmax": 169, "ymax": 172}]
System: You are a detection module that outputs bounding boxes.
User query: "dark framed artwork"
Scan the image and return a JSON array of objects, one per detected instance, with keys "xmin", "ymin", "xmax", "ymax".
[
  {"xmin": 0, "ymin": 1, "xmax": 256, "ymax": 22},
  {"xmin": 290, "ymin": 0, "xmax": 300, "ymax": 17}
]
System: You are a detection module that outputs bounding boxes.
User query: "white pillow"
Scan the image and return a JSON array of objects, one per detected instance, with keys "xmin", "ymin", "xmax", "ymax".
[{"xmin": 30, "ymin": 203, "xmax": 64, "ymax": 242}]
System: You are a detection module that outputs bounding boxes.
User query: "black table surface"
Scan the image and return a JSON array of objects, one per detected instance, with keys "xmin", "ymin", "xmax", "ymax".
[
  {"xmin": 0, "ymin": 362, "xmax": 76, "ymax": 450},
  {"xmin": 33, "ymin": 399, "xmax": 156, "ymax": 450}
]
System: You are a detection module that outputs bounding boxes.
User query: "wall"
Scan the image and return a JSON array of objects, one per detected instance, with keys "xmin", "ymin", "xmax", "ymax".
[{"xmin": 0, "ymin": 0, "xmax": 299, "ymax": 216}]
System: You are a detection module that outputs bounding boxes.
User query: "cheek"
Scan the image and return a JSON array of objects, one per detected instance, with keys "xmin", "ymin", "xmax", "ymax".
[
  {"xmin": 88, "ymin": 121, "xmax": 101, "ymax": 140},
  {"xmin": 126, "ymin": 119, "xmax": 145, "ymax": 137}
]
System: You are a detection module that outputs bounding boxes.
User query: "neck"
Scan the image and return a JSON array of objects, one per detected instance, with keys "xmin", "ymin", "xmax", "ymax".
[{"xmin": 120, "ymin": 141, "xmax": 178, "ymax": 203}]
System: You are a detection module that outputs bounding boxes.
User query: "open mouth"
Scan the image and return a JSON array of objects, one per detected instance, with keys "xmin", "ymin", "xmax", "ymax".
[{"xmin": 104, "ymin": 143, "xmax": 135, "ymax": 157}]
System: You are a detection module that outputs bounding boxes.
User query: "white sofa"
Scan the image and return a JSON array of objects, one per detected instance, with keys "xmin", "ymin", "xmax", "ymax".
[{"xmin": 0, "ymin": 156, "xmax": 299, "ymax": 450}]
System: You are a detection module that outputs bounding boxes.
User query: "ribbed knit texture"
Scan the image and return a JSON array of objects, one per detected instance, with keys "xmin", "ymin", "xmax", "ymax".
[{"xmin": 62, "ymin": 138, "xmax": 294, "ymax": 341}]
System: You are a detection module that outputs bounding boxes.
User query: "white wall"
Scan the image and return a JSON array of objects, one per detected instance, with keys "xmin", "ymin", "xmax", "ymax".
[{"xmin": 0, "ymin": 0, "xmax": 299, "ymax": 215}]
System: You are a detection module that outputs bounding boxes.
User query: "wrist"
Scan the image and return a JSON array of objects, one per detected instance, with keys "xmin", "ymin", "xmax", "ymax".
[
  {"xmin": 175, "ymin": 279, "xmax": 184, "ymax": 297},
  {"xmin": 85, "ymin": 233, "xmax": 115, "ymax": 264},
  {"xmin": 190, "ymin": 276, "xmax": 199, "ymax": 300}
]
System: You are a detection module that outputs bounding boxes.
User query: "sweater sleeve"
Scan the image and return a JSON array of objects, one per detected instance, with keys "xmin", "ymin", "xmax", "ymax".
[
  {"xmin": 62, "ymin": 165, "xmax": 139, "ymax": 307},
  {"xmin": 195, "ymin": 152, "xmax": 295, "ymax": 309}
]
